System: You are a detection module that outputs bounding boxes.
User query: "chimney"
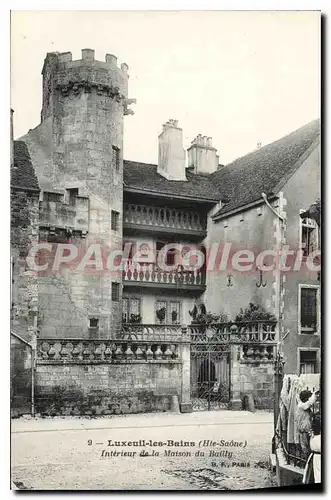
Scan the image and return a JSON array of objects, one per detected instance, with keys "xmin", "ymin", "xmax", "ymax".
[
  {"xmin": 187, "ymin": 134, "xmax": 219, "ymax": 174},
  {"xmin": 157, "ymin": 119, "xmax": 186, "ymax": 181},
  {"xmin": 10, "ymin": 109, "xmax": 14, "ymax": 168}
]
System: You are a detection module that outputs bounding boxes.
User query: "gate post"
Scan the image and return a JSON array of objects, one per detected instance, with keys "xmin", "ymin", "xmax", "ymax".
[
  {"xmin": 228, "ymin": 342, "xmax": 242, "ymax": 410},
  {"xmin": 228, "ymin": 326, "xmax": 242, "ymax": 410},
  {"xmin": 179, "ymin": 325, "xmax": 192, "ymax": 413}
]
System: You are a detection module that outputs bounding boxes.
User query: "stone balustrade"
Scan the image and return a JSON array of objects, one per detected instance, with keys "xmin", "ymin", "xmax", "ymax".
[
  {"xmin": 241, "ymin": 344, "xmax": 275, "ymax": 362},
  {"xmin": 188, "ymin": 321, "xmax": 277, "ymax": 363},
  {"xmin": 120, "ymin": 323, "xmax": 188, "ymax": 342},
  {"xmin": 188, "ymin": 320, "xmax": 276, "ymax": 344},
  {"xmin": 123, "ymin": 261, "xmax": 205, "ymax": 287},
  {"xmin": 37, "ymin": 321, "xmax": 277, "ymax": 365},
  {"xmin": 123, "ymin": 203, "xmax": 206, "ymax": 233},
  {"xmin": 37, "ymin": 339, "xmax": 180, "ymax": 363}
]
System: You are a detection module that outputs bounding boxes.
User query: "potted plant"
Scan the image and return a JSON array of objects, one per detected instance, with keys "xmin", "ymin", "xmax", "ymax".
[
  {"xmin": 156, "ymin": 307, "xmax": 166, "ymax": 324},
  {"xmin": 171, "ymin": 310, "xmax": 178, "ymax": 324},
  {"xmin": 235, "ymin": 303, "xmax": 276, "ymax": 322},
  {"xmin": 130, "ymin": 313, "xmax": 142, "ymax": 324}
]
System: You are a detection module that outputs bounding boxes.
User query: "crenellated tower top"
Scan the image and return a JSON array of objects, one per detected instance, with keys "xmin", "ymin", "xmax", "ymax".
[{"xmin": 41, "ymin": 48, "xmax": 135, "ymax": 121}]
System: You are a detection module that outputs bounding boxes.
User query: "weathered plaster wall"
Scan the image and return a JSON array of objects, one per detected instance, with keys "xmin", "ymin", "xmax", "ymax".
[
  {"xmin": 281, "ymin": 143, "xmax": 320, "ymax": 373},
  {"xmin": 203, "ymin": 202, "xmax": 276, "ymax": 322}
]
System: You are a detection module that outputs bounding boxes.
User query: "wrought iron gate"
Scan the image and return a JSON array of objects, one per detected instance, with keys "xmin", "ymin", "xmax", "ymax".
[{"xmin": 190, "ymin": 326, "xmax": 231, "ymax": 411}]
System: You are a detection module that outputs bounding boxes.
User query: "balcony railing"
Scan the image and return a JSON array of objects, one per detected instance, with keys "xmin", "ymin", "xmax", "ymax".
[
  {"xmin": 123, "ymin": 203, "xmax": 206, "ymax": 234},
  {"xmin": 188, "ymin": 320, "xmax": 277, "ymax": 343},
  {"xmin": 120, "ymin": 324, "xmax": 186, "ymax": 342},
  {"xmin": 188, "ymin": 321, "xmax": 277, "ymax": 362},
  {"xmin": 123, "ymin": 261, "xmax": 205, "ymax": 288}
]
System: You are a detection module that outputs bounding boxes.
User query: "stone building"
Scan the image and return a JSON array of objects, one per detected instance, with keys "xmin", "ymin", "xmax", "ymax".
[{"xmin": 11, "ymin": 49, "xmax": 321, "ymax": 416}]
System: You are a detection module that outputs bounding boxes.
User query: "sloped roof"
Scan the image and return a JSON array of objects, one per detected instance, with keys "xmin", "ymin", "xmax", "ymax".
[
  {"xmin": 123, "ymin": 160, "xmax": 220, "ymax": 201},
  {"xmin": 15, "ymin": 118, "xmax": 320, "ymax": 208},
  {"xmin": 211, "ymin": 118, "xmax": 320, "ymax": 218},
  {"xmin": 11, "ymin": 140, "xmax": 39, "ymax": 191}
]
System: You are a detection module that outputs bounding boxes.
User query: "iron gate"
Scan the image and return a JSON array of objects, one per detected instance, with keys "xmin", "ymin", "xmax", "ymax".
[{"xmin": 190, "ymin": 328, "xmax": 231, "ymax": 411}]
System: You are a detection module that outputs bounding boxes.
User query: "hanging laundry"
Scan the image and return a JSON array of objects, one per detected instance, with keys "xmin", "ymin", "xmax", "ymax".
[
  {"xmin": 299, "ymin": 373, "xmax": 320, "ymax": 392},
  {"xmin": 287, "ymin": 376, "xmax": 300, "ymax": 444}
]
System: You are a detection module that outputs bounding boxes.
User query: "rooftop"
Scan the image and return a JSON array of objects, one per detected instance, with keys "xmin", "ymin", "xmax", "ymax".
[
  {"xmin": 11, "ymin": 141, "xmax": 39, "ymax": 192},
  {"xmin": 14, "ymin": 118, "xmax": 320, "ymax": 211}
]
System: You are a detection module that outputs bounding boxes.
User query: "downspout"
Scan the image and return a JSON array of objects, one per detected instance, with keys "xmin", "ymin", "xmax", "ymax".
[{"xmin": 261, "ymin": 193, "xmax": 286, "ymax": 348}]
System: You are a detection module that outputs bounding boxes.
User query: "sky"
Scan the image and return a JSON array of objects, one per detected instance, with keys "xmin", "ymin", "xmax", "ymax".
[{"xmin": 10, "ymin": 10, "xmax": 320, "ymax": 165}]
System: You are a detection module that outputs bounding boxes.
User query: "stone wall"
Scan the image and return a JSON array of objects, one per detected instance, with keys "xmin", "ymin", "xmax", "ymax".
[
  {"xmin": 11, "ymin": 188, "xmax": 39, "ymax": 339},
  {"xmin": 35, "ymin": 362, "xmax": 182, "ymax": 416},
  {"xmin": 20, "ymin": 49, "xmax": 133, "ymax": 340},
  {"xmin": 237, "ymin": 361, "xmax": 275, "ymax": 409},
  {"xmin": 226, "ymin": 325, "xmax": 276, "ymax": 410},
  {"xmin": 35, "ymin": 338, "xmax": 188, "ymax": 415},
  {"xmin": 11, "ymin": 335, "xmax": 32, "ymax": 417}
]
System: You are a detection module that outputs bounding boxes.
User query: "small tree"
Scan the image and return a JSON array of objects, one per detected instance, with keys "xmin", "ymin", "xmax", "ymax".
[{"xmin": 235, "ymin": 303, "xmax": 276, "ymax": 322}]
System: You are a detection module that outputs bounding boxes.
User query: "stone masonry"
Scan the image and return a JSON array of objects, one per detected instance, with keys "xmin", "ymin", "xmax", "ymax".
[{"xmin": 21, "ymin": 49, "xmax": 135, "ymax": 340}]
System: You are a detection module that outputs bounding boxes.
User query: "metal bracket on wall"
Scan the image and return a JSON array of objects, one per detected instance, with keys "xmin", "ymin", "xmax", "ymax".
[{"xmin": 256, "ymin": 269, "xmax": 267, "ymax": 288}]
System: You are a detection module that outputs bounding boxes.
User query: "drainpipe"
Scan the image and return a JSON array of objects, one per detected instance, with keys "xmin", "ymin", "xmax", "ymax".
[{"xmin": 261, "ymin": 193, "xmax": 285, "ymax": 348}]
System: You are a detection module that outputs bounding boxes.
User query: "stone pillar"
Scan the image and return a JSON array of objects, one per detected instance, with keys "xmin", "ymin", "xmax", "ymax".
[
  {"xmin": 179, "ymin": 326, "xmax": 192, "ymax": 413},
  {"xmin": 229, "ymin": 342, "xmax": 242, "ymax": 410},
  {"xmin": 273, "ymin": 351, "xmax": 284, "ymax": 433}
]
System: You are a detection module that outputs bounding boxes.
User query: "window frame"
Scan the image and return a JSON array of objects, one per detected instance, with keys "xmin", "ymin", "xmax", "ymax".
[
  {"xmin": 155, "ymin": 298, "xmax": 181, "ymax": 325},
  {"xmin": 111, "ymin": 282, "xmax": 120, "ymax": 302},
  {"xmin": 88, "ymin": 317, "xmax": 99, "ymax": 329},
  {"xmin": 299, "ymin": 213, "xmax": 319, "ymax": 257},
  {"xmin": 122, "ymin": 296, "xmax": 141, "ymax": 323},
  {"xmin": 298, "ymin": 284, "xmax": 320, "ymax": 335},
  {"xmin": 111, "ymin": 210, "xmax": 120, "ymax": 232},
  {"xmin": 297, "ymin": 347, "xmax": 320, "ymax": 375},
  {"xmin": 112, "ymin": 145, "xmax": 121, "ymax": 171}
]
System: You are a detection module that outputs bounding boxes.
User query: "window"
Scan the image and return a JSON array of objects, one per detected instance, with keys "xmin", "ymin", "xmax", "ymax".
[
  {"xmin": 112, "ymin": 282, "xmax": 120, "ymax": 302},
  {"xmin": 155, "ymin": 300, "xmax": 181, "ymax": 324},
  {"xmin": 301, "ymin": 216, "xmax": 319, "ymax": 257},
  {"xmin": 89, "ymin": 318, "xmax": 99, "ymax": 329},
  {"xmin": 156, "ymin": 300, "xmax": 167, "ymax": 324},
  {"xmin": 43, "ymin": 191, "xmax": 63, "ymax": 203},
  {"xmin": 122, "ymin": 297, "xmax": 141, "ymax": 323},
  {"xmin": 299, "ymin": 286, "xmax": 319, "ymax": 333},
  {"xmin": 156, "ymin": 241, "xmax": 177, "ymax": 267},
  {"xmin": 63, "ymin": 188, "xmax": 79, "ymax": 206},
  {"xmin": 112, "ymin": 146, "xmax": 120, "ymax": 171},
  {"xmin": 299, "ymin": 350, "xmax": 318, "ymax": 374},
  {"xmin": 46, "ymin": 230, "xmax": 70, "ymax": 244},
  {"xmin": 169, "ymin": 301, "xmax": 180, "ymax": 324},
  {"xmin": 111, "ymin": 211, "xmax": 120, "ymax": 231}
]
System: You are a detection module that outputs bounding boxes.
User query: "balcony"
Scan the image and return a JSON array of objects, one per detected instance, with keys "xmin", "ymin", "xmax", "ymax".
[
  {"xmin": 123, "ymin": 203, "xmax": 206, "ymax": 238},
  {"xmin": 39, "ymin": 193, "xmax": 89, "ymax": 236},
  {"xmin": 123, "ymin": 261, "xmax": 206, "ymax": 292}
]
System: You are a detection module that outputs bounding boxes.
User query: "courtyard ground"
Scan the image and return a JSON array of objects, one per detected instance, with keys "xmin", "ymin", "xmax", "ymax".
[{"xmin": 11, "ymin": 410, "xmax": 277, "ymax": 491}]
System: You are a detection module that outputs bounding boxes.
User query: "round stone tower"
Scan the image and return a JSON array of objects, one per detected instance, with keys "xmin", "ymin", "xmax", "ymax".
[
  {"xmin": 41, "ymin": 49, "xmax": 134, "ymax": 208},
  {"xmin": 33, "ymin": 49, "xmax": 136, "ymax": 339}
]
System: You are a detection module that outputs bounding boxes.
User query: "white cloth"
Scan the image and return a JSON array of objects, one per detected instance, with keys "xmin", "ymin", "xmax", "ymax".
[
  {"xmin": 302, "ymin": 435, "xmax": 321, "ymax": 484},
  {"xmin": 299, "ymin": 373, "xmax": 320, "ymax": 392},
  {"xmin": 311, "ymin": 435, "xmax": 321, "ymax": 483}
]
